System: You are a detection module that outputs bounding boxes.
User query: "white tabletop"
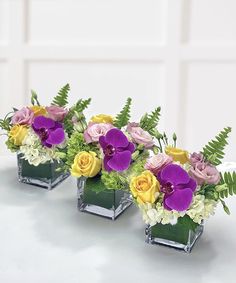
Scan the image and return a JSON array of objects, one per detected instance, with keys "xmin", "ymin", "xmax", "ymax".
[{"xmin": 0, "ymin": 156, "xmax": 236, "ymax": 283}]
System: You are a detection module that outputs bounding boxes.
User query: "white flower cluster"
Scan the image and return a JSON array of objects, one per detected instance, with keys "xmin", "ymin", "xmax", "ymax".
[
  {"xmin": 19, "ymin": 129, "xmax": 62, "ymax": 166},
  {"xmin": 140, "ymin": 195, "xmax": 217, "ymax": 227},
  {"xmin": 186, "ymin": 195, "xmax": 217, "ymax": 224},
  {"xmin": 139, "ymin": 203, "xmax": 185, "ymax": 226}
]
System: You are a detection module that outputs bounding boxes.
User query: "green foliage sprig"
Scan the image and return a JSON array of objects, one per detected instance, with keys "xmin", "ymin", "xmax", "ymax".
[
  {"xmin": 5, "ymin": 138, "xmax": 19, "ymax": 152},
  {"xmin": 101, "ymin": 171, "xmax": 128, "ymax": 191},
  {"xmin": 74, "ymin": 98, "xmax": 92, "ymax": 114},
  {"xmin": 64, "ymin": 98, "xmax": 91, "ymax": 136},
  {"xmin": 140, "ymin": 107, "xmax": 161, "ymax": 136},
  {"xmin": 0, "ymin": 112, "xmax": 12, "ymax": 132},
  {"xmin": 219, "ymin": 172, "xmax": 236, "ymax": 198},
  {"xmin": 52, "ymin": 83, "xmax": 70, "ymax": 107},
  {"xmin": 113, "ymin": 98, "xmax": 132, "ymax": 129},
  {"xmin": 31, "ymin": 90, "xmax": 40, "ymax": 106},
  {"xmin": 198, "ymin": 184, "xmax": 223, "ymax": 208},
  {"xmin": 202, "ymin": 127, "xmax": 231, "ymax": 166}
]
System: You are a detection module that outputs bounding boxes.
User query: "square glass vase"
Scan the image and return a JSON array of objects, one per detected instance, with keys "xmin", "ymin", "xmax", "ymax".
[
  {"xmin": 77, "ymin": 176, "xmax": 132, "ymax": 220},
  {"xmin": 17, "ymin": 154, "xmax": 69, "ymax": 190},
  {"xmin": 145, "ymin": 218, "xmax": 204, "ymax": 253}
]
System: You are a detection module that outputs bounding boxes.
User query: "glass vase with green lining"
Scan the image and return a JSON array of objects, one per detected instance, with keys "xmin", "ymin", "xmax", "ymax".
[
  {"xmin": 77, "ymin": 175, "xmax": 132, "ymax": 220},
  {"xmin": 145, "ymin": 216, "xmax": 204, "ymax": 253},
  {"xmin": 17, "ymin": 153, "xmax": 69, "ymax": 190}
]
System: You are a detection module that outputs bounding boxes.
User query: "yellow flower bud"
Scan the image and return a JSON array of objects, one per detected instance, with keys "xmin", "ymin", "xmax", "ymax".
[
  {"xmin": 165, "ymin": 146, "xmax": 189, "ymax": 164},
  {"xmin": 71, "ymin": 151, "xmax": 101, "ymax": 178},
  {"xmin": 9, "ymin": 125, "xmax": 28, "ymax": 146},
  {"xmin": 90, "ymin": 114, "xmax": 113, "ymax": 124},
  {"xmin": 30, "ymin": 106, "xmax": 47, "ymax": 117},
  {"xmin": 130, "ymin": 170, "xmax": 160, "ymax": 205}
]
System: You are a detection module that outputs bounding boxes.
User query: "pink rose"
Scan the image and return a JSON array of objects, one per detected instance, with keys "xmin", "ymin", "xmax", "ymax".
[
  {"xmin": 189, "ymin": 162, "xmax": 220, "ymax": 185},
  {"xmin": 145, "ymin": 153, "xmax": 173, "ymax": 175},
  {"xmin": 126, "ymin": 122, "xmax": 154, "ymax": 148},
  {"xmin": 46, "ymin": 106, "xmax": 68, "ymax": 122},
  {"xmin": 84, "ymin": 122, "xmax": 114, "ymax": 143},
  {"xmin": 190, "ymin": 152, "xmax": 204, "ymax": 167},
  {"xmin": 12, "ymin": 107, "xmax": 34, "ymax": 125}
]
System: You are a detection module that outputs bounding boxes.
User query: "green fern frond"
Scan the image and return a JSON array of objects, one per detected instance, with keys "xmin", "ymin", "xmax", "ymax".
[
  {"xmin": 0, "ymin": 111, "xmax": 13, "ymax": 131},
  {"xmin": 52, "ymin": 83, "xmax": 70, "ymax": 107},
  {"xmin": 202, "ymin": 127, "xmax": 231, "ymax": 165},
  {"xmin": 0, "ymin": 118, "xmax": 11, "ymax": 131},
  {"xmin": 74, "ymin": 98, "xmax": 91, "ymax": 114},
  {"xmin": 219, "ymin": 172, "xmax": 236, "ymax": 198},
  {"xmin": 31, "ymin": 90, "xmax": 40, "ymax": 106},
  {"xmin": 113, "ymin": 98, "xmax": 132, "ymax": 129},
  {"xmin": 140, "ymin": 106, "xmax": 161, "ymax": 135}
]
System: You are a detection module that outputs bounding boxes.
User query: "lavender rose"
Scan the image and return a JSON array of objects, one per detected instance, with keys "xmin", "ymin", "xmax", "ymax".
[
  {"xmin": 145, "ymin": 153, "xmax": 173, "ymax": 175},
  {"xmin": 126, "ymin": 122, "xmax": 154, "ymax": 148},
  {"xmin": 190, "ymin": 152, "xmax": 204, "ymax": 167},
  {"xmin": 189, "ymin": 162, "xmax": 220, "ymax": 185},
  {"xmin": 46, "ymin": 105, "xmax": 68, "ymax": 122},
  {"xmin": 12, "ymin": 107, "xmax": 34, "ymax": 125},
  {"xmin": 84, "ymin": 122, "xmax": 114, "ymax": 143}
]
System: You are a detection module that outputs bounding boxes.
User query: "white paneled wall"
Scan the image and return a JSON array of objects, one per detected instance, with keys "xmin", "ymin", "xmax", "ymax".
[
  {"xmin": 0, "ymin": 0, "xmax": 236, "ymax": 160},
  {"xmin": 28, "ymin": 0, "xmax": 166, "ymax": 45}
]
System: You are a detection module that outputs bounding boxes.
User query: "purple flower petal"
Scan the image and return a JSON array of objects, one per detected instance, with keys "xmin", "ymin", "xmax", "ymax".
[
  {"xmin": 186, "ymin": 177, "xmax": 197, "ymax": 192},
  {"xmin": 46, "ymin": 128, "xmax": 65, "ymax": 145},
  {"xmin": 42, "ymin": 140, "xmax": 53, "ymax": 148},
  {"xmin": 160, "ymin": 164, "xmax": 190, "ymax": 186},
  {"xmin": 99, "ymin": 135, "xmax": 108, "ymax": 149},
  {"xmin": 103, "ymin": 155, "xmax": 112, "ymax": 172},
  {"xmin": 107, "ymin": 150, "xmax": 131, "ymax": 171},
  {"xmin": 176, "ymin": 177, "xmax": 197, "ymax": 192},
  {"xmin": 126, "ymin": 142, "xmax": 135, "ymax": 153},
  {"xmin": 33, "ymin": 116, "xmax": 55, "ymax": 130},
  {"xmin": 163, "ymin": 195, "xmax": 172, "ymax": 210},
  {"xmin": 105, "ymin": 128, "xmax": 129, "ymax": 148},
  {"xmin": 165, "ymin": 188, "xmax": 193, "ymax": 211},
  {"xmin": 53, "ymin": 121, "xmax": 63, "ymax": 129}
]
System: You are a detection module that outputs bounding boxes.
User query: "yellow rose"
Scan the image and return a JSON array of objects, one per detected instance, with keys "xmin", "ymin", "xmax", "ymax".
[
  {"xmin": 90, "ymin": 114, "xmax": 113, "ymax": 124},
  {"xmin": 30, "ymin": 106, "xmax": 47, "ymax": 117},
  {"xmin": 9, "ymin": 125, "xmax": 28, "ymax": 146},
  {"xmin": 165, "ymin": 146, "xmax": 189, "ymax": 164},
  {"xmin": 130, "ymin": 170, "xmax": 160, "ymax": 205},
  {"xmin": 71, "ymin": 151, "xmax": 101, "ymax": 178}
]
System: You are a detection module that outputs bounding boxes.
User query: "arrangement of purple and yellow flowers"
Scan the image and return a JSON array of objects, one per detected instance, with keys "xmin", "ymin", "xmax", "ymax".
[
  {"xmin": 2, "ymin": 92, "xmax": 236, "ymax": 250},
  {"xmin": 68, "ymin": 98, "xmax": 159, "ymax": 184},
  {"xmin": 67, "ymin": 97, "xmax": 236, "ymax": 232},
  {"xmin": 131, "ymin": 126, "xmax": 236, "ymax": 231},
  {"xmin": 0, "ymin": 84, "xmax": 91, "ymax": 166},
  {"xmin": 69, "ymin": 117, "xmax": 145, "ymax": 178},
  {"xmin": 66, "ymin": 98, "xmax": 163, "ymax": 220}
]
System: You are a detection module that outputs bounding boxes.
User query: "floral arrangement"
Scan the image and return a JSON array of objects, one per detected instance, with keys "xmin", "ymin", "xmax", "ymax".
[
  {"xmin": 130, "ymin": 126, "xmax": 236, "ymax": 230},
  {"xmin": 0, "ymin": 84, "xmax": 91, "ymax": 166},
  {"xmin": 65, "ymin": 98, "xmax": 162, "ymax": 193}
]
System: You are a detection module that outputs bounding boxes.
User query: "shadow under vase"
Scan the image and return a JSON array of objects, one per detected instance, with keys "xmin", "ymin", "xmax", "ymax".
[
  {"xmin": 77, "ymin": 176, "xmax": 132, "ymax": 220},
  {"xmin": 17, "ymin": 154, "xmax": 70, "ymax": 190}
]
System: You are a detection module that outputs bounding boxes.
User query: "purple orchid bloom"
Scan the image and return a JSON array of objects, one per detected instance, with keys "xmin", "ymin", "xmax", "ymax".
[
  {"xmin": 158, "ymin": 164, "xmax": 197, "ymax": 212},
  {"xmin": 32, "ymin": 116, "xmax": 65, "ymax": 148},
  {"xmin": 99, "ymin": 128, "xmax": 135, "ymax": 172}
]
